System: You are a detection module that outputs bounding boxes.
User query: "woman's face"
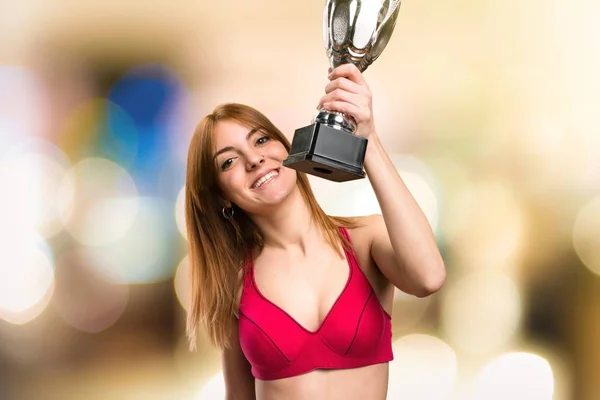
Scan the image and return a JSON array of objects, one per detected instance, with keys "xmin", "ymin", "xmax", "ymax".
[{"xmin": 212, "ymin": 119, "xmax": 296, "ymax": 215}]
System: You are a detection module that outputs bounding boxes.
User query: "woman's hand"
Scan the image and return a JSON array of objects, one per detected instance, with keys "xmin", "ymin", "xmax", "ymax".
[{"xmin": 317, "ymin": 63, "xmax": 376, "ymax": 139}]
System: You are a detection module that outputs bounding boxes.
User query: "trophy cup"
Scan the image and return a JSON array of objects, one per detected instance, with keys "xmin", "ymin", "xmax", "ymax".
[{"xmin": 283, "ymin": 0, "xmax": 401, "ymax": 182}]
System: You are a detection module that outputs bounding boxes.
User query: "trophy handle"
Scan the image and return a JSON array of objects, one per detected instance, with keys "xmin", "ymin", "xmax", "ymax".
[{"xmin": 368, "ymin": 0, "xmax": 401, "ymax": 64}]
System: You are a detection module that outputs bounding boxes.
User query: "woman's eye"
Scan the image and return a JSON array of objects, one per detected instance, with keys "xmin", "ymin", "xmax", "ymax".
[
  {"xmin": 220, "ymin": 158, "xmax": 234, "ymax": 170},
  {"xmin": 256, "ymin": 136, "xmax": 270, "ymax": 146}
]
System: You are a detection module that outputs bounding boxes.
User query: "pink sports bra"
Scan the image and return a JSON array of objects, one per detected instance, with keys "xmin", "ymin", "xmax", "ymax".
[{"xmin": 238, "ymin": 227, "xmax": 393, "ymax": 380}]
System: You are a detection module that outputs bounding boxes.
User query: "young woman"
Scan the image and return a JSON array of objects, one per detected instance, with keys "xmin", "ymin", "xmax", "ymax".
[{"xmin": 185, "ymin": 63, "xmax": 446, "ymax": 400}]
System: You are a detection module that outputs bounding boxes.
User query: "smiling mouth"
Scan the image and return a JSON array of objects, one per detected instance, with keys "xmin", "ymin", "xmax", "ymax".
[{"xmin": 252, "ymin": 169, "xmax": 279, "ymax": 189}]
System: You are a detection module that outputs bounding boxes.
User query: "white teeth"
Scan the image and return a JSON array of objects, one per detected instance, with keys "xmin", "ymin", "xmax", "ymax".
[{"xmin": 253, "ymin": 170, "xmax": 278, "ymax": 189}]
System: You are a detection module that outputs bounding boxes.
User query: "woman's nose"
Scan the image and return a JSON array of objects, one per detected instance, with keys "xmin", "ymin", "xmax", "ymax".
[{"xmin": 246, "ymin": 152, "xmax": 265, "ymax": 170}]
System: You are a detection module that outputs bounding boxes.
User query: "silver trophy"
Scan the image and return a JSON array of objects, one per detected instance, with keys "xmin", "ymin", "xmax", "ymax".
[{"xmin": 283, "ymin": 0, "xmax": 401, "ymax": 182}]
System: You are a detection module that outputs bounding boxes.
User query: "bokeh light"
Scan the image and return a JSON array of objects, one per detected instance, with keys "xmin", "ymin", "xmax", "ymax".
[
  {"xmin": 175, "ymin": 185, "xmax": 187, "ymax": 240},
  {"xmin": 392, "ymin": 289, "xmax": 433, "ymax": 332},
  {"xmin": 0, "ymin": 233, "xmax": 54, "ymax": 325},
  {"xmin": 83, "ymin": 197, "xmax": 175, "ymax": 284},
  {"xmin": 0, "ymin": 138, "xmax": 72, "ymax": 238},
  {"xmin": 173, "ymin": 332, "xmax": 221, "ymax": 384},
  {"xmin": 56, "ymin": 98, "xmax": 139, "ymax": 168},
  {"xmin": 174, "ymin": 255, "xmax": 191, "ymax": 312},
  {"xmin": 443, "ymin": 179, "xmax": 525, "ymax": 274},
  {"xmin": 107, "ymin": 64, "xmax": 187, "ymax": 197},
  {"xmin": 390, "ymin": 155, "xmax": 440, "ymax": 231},
  {"xmin": 52, "ymin": 249, "xmax": 129, "ymax": 333},
  {"xmin": 441, "ymin": 271, "xmax": 522, "ymax": 355},
  {"xmin": 424, "ymin": 156, "xmax": 472, "ymax": 211},
  {"xmin": 387, "ymin": 334, "xmax": 457, "ymax": 399},
  {"xmin": 57, "ymin": 157, "xmax": 139, "ymax": 246},
  {"xmin": 473, "ymin": 352, "xmax": 554, "ymax": 400},
  {"xmin": 572, "ymin": 195, "xmax": 600, "ymax": 276},
  {"xmin": 197, "ymin": 371, "xmax": 225, "ymax": 400}
]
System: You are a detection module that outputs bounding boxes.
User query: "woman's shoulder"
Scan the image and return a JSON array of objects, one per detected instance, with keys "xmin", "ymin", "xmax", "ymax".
[
  {"xmin": 335, "ymin": 214, "xmax": 383, "ymax": 246},
  {"xmin": 351, "ymin": 214, "xmax": 382, "ymax": 226},
  {"xmin": 336, "ymin": 213, "xmax": 382, "ymax": 230},
  {"xmin": 331, "ymin": 214, "xmax": 380, "ymax": 227}
]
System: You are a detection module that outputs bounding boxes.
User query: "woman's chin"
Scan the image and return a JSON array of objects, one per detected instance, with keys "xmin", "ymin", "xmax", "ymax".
[
  {"xmin": 243, "ymin": 188, "xmax": 295, "ymax": 215},
  {"xmin": 260, "ymin": 190, "xmax": 293, "ymax": 208}
]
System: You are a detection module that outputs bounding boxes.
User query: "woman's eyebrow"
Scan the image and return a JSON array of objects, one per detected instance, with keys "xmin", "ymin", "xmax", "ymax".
[{"xmin": 212, "ymin": 128, "xmax": 259, "ymax": 160}]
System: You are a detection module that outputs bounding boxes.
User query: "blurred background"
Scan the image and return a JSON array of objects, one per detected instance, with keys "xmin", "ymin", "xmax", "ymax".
[{"xmin": 1, "ymin": 0, "xmax": 599, "ymax": 399}]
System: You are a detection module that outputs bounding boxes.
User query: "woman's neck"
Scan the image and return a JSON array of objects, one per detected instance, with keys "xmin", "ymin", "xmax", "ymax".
[{"xmin": 250, "ymin": 188, "xmax": 320, "ymax": 256}]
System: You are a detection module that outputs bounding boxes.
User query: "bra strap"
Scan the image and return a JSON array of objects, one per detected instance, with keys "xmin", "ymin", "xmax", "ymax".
[
  {"xmin": 339, "ymin": 226, "xmax": 350, "ymax": 240},
  {"xmin": 241, "ymin": 250, "xmax": 254, "ymax": 288},
  {"xmin": 339, "ymin": 226, "xmax": 360, "ymax": 267}
]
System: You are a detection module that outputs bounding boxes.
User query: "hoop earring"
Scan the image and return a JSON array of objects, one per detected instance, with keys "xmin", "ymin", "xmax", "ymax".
[{"xmin": 222, "ymin": 205, "xmax": 234, "ymax": 220}]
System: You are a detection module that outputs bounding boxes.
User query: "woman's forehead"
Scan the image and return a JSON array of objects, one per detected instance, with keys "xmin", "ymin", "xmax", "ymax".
[{"xmin": 213, "ymin": 119, "xmax": 255, "ymax": 141}]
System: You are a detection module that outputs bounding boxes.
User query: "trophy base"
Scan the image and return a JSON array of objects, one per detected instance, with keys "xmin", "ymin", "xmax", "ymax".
[{"xmin": 283, "ymin": 122, "xmax": 367, "ymax": 182}]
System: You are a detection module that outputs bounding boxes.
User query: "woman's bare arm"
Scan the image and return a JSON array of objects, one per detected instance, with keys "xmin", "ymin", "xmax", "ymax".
[
  {"xmin": 222, "ymin": 319, "xmax": 256, "ymax": 400},
  {"xmin": 362, "ymin": 137, "xmax": 446, "ymax": 297},
  {"xmin": 320, "ymin": 64, "xmax": 446, "ymax": 297}
]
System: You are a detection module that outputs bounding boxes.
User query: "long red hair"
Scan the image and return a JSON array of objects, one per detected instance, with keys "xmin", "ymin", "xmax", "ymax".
[{"xmin": 185, "ymin": 103, "xmax": 356, "ymax": 350}]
